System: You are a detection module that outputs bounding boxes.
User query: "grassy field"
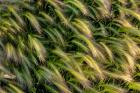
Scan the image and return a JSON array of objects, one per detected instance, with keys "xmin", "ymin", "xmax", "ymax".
[{"xmin": 0, "ymin": 0, "xmax": 140, "ymax": 93}]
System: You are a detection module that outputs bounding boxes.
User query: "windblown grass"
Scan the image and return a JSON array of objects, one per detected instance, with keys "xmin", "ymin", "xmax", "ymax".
[{"xmin": 0, "ymin": 0, "xmax": 140, "ymax": 93}]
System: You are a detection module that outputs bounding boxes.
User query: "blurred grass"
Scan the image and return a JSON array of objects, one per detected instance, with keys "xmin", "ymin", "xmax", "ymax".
[{"xmin": 0, "ymin": 0, "xmax": 140, "ymax": 93}]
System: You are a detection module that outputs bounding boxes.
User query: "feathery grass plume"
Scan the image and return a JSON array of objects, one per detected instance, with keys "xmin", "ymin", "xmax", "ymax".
[
  {"xmin": 72, "ymin": 19, "xmax": 92, "ymax": 38},
  {"xmin": 55, "ymin": 9, "xmax": 69, "ymax": 25},
  {"xmin": 65, "ymin": 67, "xmax": 90, "ymax": 88},
  {"xmin": 0, "ymin": 19, "xmax": 12, "ymax": 33},
  {"xmin": 53, "ymin": 48, "xmax": 90, "ymax": 88},
  {"xmin": 9, "ymin": 18, "xmax": 22, "ymax": 32},
  {"xmin": 25, "ymin": 12, "xmax": 41, "ymax": 34},
  {"xmin": 78, "ymin": 34, "xmax": 105, "ymax": 61},
  {"xmin": 124, "ymin": 52, "xmax": 135, "ymax": 73},
  {"xmin": 102, "ymin": 0, "xmax": 111, "ymax": 12},
  {"xmin": 83, "ymin": 55, "xmax": 104, "ymax": 79},
  {"xmin": 3, "ymin": 73, "xmax": 16, "ymax": 80},
  {"xmin": 99, "ymin": 42, "xmax": 113, "ymax": 61},
  {"xmin": 115, "ymin": 19, "xmax": 133, "ymax": 28},
  {"xmin": 5, "ymin": 43, "xmax": 17, "ymax": 61},
  {"xmin": 65, "ymin": 0, "xmax": 88, "ymax": 15},
  {"xmin": 8, "ymin": 6, "xmax": 25, "ymax": 26},
  {"xmin": 81, "ymin": 65, "xmax": 96, "ymax": 81},
  {"xmin": 103, "ymin": 70, "xmax": 133, "ymax": 82},
  {"xmin": 1, "ymin": 19, "xmax": 11, "ymax": 28},
  {"xmin": 20, "ymin": 1, "xmax": 35, "ymax": 11},
  {"xmin": 39, "ymin": 66, "xmax": 71, "ymax": 93},
  {"xmin": 28, "ymin": 35, "xmax": 46, "ymax": 62},
  {"xmin": 124, "ymin": 36, "xmax": 140, "ymax": 57},
  {"xmin": 53, "ymin": 48, "xmax": 71, "ymax": 62},
  {"xmin": 97, "ymin": 0, "xmax": 111, "ymax": 17},
  {"xmin": 49, "ymin": 64, "xmax": 71, "ymax": 93},
  {"xmin": 121, "ymin": 7, "xmax": 140, "ymax": 21},
  {"xmin": 39, "ymin": 12, "xmax": 54, "ymax": 23},
  {"xmin": 47, "ymin": 0, "xmax": 61, "ymax": 10}
]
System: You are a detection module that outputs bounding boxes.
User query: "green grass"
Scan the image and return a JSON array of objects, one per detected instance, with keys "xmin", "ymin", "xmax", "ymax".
[{"xmin": 0, "ymin": 0, "xmax": 140, "ymax": 93}]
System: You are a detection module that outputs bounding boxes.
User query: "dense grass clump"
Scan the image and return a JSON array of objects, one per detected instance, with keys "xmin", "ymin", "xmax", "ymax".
[{"xmin": 0, "ymin": 0, "xmax": 140, "ymax": 93}]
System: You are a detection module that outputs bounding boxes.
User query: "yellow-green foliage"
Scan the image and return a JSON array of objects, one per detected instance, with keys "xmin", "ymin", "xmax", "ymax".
[{"xmin": 0, "ymin": 0, "xmax": 140, "ymax": 93}]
